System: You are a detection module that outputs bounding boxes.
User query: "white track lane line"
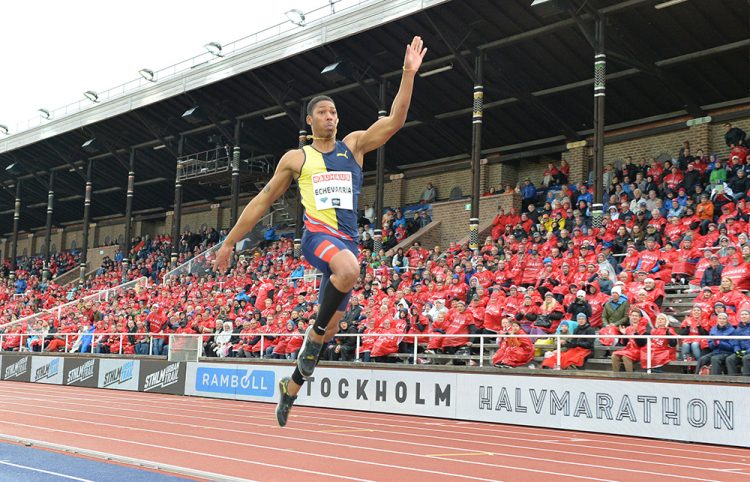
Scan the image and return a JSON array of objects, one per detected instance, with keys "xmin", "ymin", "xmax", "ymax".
[
  {"xmin": 0, "ymin": 415, "xmax": 496, "ymax": 482},
  {"xmin": 0, "ymin": 460, "xmax": 94, "ymax": 481},
  {"xmin": 3, "ymin": 382, "xmax": 741, "ymax": 457},
  {"xmin": 0, "ymin": 420, "xmax": 372, "ymax": 482},
  {"xmin": 11, "ymin": 380, "xmax": 746, "ymax": 460},
  {"xmin": 0, "ymin": 404, "xmax": 722, "ymax": 482},
  {"xmin": 0, "ymin": 435, "xmax": 255, "ymax": 482},
  {"xmin": 0, "ymin": 388, "xmax": 747, "ymax": 474},
  {"xmin": 0, "ymin": 392, "xmax": 744, "ymax": 477}
]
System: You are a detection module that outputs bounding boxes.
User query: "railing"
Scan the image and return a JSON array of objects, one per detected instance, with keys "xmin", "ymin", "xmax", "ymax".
[
  {"xmin": 3, "ymin": 332, "xmax": 749, "ymax": 374},
  {"xmin": 4, "ymin": 0, "xmax": 371, "ymax": 136}
]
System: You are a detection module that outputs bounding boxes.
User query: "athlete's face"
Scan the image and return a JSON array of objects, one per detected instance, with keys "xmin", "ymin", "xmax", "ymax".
[{"xmin": 307, "ymin": 100, "xmax": 338, "ymax": 138}]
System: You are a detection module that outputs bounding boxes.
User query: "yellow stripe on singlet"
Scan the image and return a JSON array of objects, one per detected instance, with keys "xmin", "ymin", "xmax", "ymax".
[{"xmin": 299, "ymin": 145, "xmax": 339, "ymax": 230}]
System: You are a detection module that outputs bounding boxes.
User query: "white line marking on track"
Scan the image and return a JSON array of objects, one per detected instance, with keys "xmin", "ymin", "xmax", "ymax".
[
  {"xmin": 6, "ymin": 383, "xmax": 744, "ymax": 458},
  {"xmin": 0, "ymin": 460, "xmax": 94, "ymax": 481},
  {"xmin": 15, "ymin": 382, "xmax": 736, "ymax": 460},
  {"xmin": 0, "ymin": 436, "xmax": 255, "ymax": 482},
  {"xmin": 0, "ymin": 403, "xmax": 716, "ymax": 482},
  {"xmin": 0, "ymin": 390, "xmax": 746, "ymax": 476},
  {"xmin": 0, "ymin": 419, "xmax": 466, "ymax": 482}
]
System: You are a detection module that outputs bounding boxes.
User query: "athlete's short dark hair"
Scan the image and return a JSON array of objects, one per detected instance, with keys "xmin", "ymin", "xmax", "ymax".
[{"xmin": 306, "ymin": 95, "xmax": 335, "ymax": 116}]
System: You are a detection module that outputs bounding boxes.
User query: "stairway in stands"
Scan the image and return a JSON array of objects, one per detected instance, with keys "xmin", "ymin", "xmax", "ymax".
[{"xmin": 253, "ymin": 181, "xmax": 296, "ymax": 229}]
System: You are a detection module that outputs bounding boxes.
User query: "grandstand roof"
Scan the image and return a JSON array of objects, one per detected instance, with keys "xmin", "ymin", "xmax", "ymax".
[{"xmin": 1, "ymin": 0, "xmax": 748, "ymax": 233}]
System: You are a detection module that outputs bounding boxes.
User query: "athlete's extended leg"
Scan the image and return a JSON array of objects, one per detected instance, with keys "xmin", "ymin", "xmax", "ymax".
[{"xmin": 276, "ymin": 249, "xmax": 358, "ymax": 427}]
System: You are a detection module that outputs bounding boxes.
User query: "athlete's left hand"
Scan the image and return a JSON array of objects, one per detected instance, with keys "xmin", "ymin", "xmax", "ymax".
[{"xmin": 403, "ymin": 36, "xmax": 427, "ymax": 72}]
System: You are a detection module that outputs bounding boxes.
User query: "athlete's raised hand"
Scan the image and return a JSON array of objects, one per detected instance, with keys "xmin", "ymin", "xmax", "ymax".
[
  {"xmin": 213, "ymin": 242, "xmax": 233, "ymax": 274},
  {"xmin": 403, "ymin": 36, "xmax": 427, "ymax": 73}
]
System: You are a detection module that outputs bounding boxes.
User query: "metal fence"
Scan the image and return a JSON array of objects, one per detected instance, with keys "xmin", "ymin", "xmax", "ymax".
[{"xmin": 3, "ymin": 332, "xmax": 749, "ymax": 374}]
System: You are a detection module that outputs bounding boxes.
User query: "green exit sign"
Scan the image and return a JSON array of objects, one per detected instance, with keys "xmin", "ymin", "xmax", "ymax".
[{"xmin": 465, "ymin": 203, "xmax": 471, "ymax": 211}]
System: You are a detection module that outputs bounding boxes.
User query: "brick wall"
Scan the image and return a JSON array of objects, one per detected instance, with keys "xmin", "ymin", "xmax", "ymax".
[
  {"xmin": 430, "ymin": 193, "xmax": 521, "ymax": 248},
  {"xmin": 96, "ymin": 222, "xmax": 125, "ymax": 246},
  {"xmin": 181, "ymin": 209, "xmax": 218, "ymax": 233},
  {"xmin": 518, "ymin": 159, "xmax": 555, "ymax": 186},
  {"xmin": 487, "ymin": 162, "xmax": 519, "ymax": 191},
  {"xmin": 604, "ymin": 128, "xmax": 692, "ymax": 164},
  {"xmin": 16, "ymin": 234, "xmax": 32, "ymax": 257},
  {"xmin": 63, "ymin": 228, "xmax": 82, "ymax": 251},
  {"xmin": 403, "ymin": 169, "xmax": 474, "ymax": 205}
]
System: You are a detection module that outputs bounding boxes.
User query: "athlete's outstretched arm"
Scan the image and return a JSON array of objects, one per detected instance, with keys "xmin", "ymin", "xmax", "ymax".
[
  {"xmin": 214, "ymin": 151, "xmax": 301, "ymax": 272},
  {"xmin": 347, "ymin": 36, "xmax": 427, "ymax": 157}
]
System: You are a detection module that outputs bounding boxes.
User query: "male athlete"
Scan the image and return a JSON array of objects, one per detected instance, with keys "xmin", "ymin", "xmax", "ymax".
[{"xmin": 214, "ymin": 36, "xmax": 426, "ymax": 426}]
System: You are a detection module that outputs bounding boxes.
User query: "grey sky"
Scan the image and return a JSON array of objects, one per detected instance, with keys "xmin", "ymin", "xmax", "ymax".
[{"xmin": 0, "ymin": 0, "xmax": 314, "ymax": 133}]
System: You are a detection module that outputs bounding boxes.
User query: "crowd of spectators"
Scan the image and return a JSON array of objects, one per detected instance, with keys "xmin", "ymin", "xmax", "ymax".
[{"xmin": 2, "ymin": 123, "xmax": 750, "ymax": 377}]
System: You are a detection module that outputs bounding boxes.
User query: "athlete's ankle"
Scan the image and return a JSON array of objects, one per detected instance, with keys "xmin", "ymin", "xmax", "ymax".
[{"xmin": 308, "ymin": 331, "xmax": 324, "ymax": 344}]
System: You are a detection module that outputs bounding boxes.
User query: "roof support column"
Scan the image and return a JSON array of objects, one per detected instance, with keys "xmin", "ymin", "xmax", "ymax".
[
  {"xmin": 171, "ymin": 136, "xmax": 184, "ymax": 268},
  {"xmin": 294, "ymin": 104, "xmax": 306, "ymax": 259},
  {"xmin": 469, "ymin": 53, "xmax": 484, "ymax": 251},
  {"xmin": 79, "ymin": 160, "xmax": 93, "ymax": 288},
  {"xmin": 123, "ymin": 148, "xmax": 136, "ymax": 282},
  {"xmin": 9, "ymin": 181, "xmax": 22, "ymax": 284},
  {"xmin": 373, "ymin": 80, "xmax": 387, "ymax": 255},
  {"xmin": 230, "ymin": 121, "xmax": 241, "ymax": 229},
  {"xmin": 42, "ymin": 171, "xmax": 55, "ymax": 282},
  {"xmin": 592, "ymin": 16, "xmax": 606, "ymax": 227}
]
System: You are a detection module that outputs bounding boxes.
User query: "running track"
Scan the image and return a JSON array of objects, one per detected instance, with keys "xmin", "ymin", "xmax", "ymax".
[{"xmin": 0, "ymin": 382, "xmax": 748, "ymax": 482}]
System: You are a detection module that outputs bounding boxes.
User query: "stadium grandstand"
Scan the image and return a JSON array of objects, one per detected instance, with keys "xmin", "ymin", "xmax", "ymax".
[{"xmin": 0, "ymin": 0, "xmax": 749, "ymax": 480}]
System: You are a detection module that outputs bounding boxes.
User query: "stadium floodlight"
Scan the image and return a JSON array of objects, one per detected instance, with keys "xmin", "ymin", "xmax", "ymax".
[
  {"xmin": 5, "ymin": 162, "xmax": 16, "ymax": 172},
  {"xmin": 204, "ymin": 42, "xmax": 223, "ymax": 57},
  {"xmin": 285, "ymin": 9, "xmax": 306, "ymax": 26},
  {"xmin": 38, "ymin": 109, "xmax": 51, "ymax": 120},
  {"xmin": 654, "ymin": 0, "xmax": 688, "ymax": 8},
  {"xmin": 81, "ymin": 138, "xmax": 99, "ymax": 154},
  {"xmin": 83, "ymin": 90, "xmax": 99, "ymax": 103},
  {"xmin": 419, "ymin": 64, "xmax": 453, "ymax": 78},
  {"xmin": 182, "ymin": 106, "xmax": 203, "ymax": 125},
  {"xmin": 263, "ymin": 112, "xmax": 287, "ymax": 120},
  {"xmin": 0, "ymin": 125, "xmax": 8, "ymax": 135},
  {"xmin": 139, "ymin": 68, "xmax": 156, "ymax": 82}
]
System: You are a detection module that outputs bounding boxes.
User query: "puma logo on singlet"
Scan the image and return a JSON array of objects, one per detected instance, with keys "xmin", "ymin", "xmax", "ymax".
[{"xmin": 336, "ymin": 151, "xmax": 349, "ymax": 159}]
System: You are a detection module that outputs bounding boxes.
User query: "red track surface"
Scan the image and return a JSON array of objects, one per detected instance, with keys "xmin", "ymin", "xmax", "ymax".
[{"xmin": 0, "ymin": 381, "xmax": 748, "ymax": 482}]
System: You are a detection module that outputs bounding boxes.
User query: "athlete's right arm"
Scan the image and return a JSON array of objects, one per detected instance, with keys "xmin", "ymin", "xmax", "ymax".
[{"xmin": 214, "ymin": 150, "xmax": 302, "ymax": 273}]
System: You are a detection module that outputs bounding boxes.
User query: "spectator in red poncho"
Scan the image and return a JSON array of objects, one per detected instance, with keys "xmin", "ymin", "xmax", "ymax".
[
  {"xmin": 370, "ymin": 318, "xmax": 403, "ymax": 362},
  {"xmin": 612, "ymin": 309, "xmax": 651, "ymax": 372},
  {"xmin": 357, "ymin": 318, "xmax": 378, "ymax": 362},
  {"xmin": 425, "ymin": 300, "xmax": 473, "ymax": 355},
  {"xmin": 541, "ymin": 313, "xmax": 595, "ymax": 369},
  {"xmin": 637, "ymin": 313, "xmax": 677, "ymax": 371},
  {"xmin": 492, "ymin": 320, "xmax": 535, "ymax": 368}
]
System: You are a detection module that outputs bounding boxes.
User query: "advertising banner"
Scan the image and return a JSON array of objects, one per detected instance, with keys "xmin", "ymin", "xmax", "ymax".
[
  {"xmin": 2, "ymin": 354, "xmax": 31, "ymax": 382},
  {"xmin": 185, "ymin": 363, "xmax": 277, "ymax": 401},
  {"xmin": 64, "ymin": 358, "xmax": 99, "ymax": 388},
  {"xmin": 138, "ymin": 361, "xmax": 185, "ymax": 395},
  {"xmin": 31, "ymin": 356, "xmax": 63, "ymax": 384},
  {"xmin": 455, "ymin": 373, "xmax": 750, "ymax": 447},
  {"xmin": 97, "ymin": 359, "xmax": 140, "ymax": 391},
  {"xmin": 185, "ymin": 363, "xmax": 750, "ymax": 447},
  {"xmin": 185, "ymin": 363, "xmax": 457, "ymax": 417}
]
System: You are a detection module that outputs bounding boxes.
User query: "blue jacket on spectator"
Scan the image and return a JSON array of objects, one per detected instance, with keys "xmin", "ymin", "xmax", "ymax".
[
  {"xmin": 708, "ymin": 323, "xmax": 735, "ymax": 354},
  {"xmin": 578, "ymin": 191, "xmax": 593, "ymax": 205},
  {"xmin": 521, "ymin": 183, "xmax": 537, "ymax": 200},
  {"xmin": 730, "ymin": 321, "xmax": 750, "ymax": 352},
  {"xmin": 14, "ymin": 278, "xmax": 26, "ymax": 294}
]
